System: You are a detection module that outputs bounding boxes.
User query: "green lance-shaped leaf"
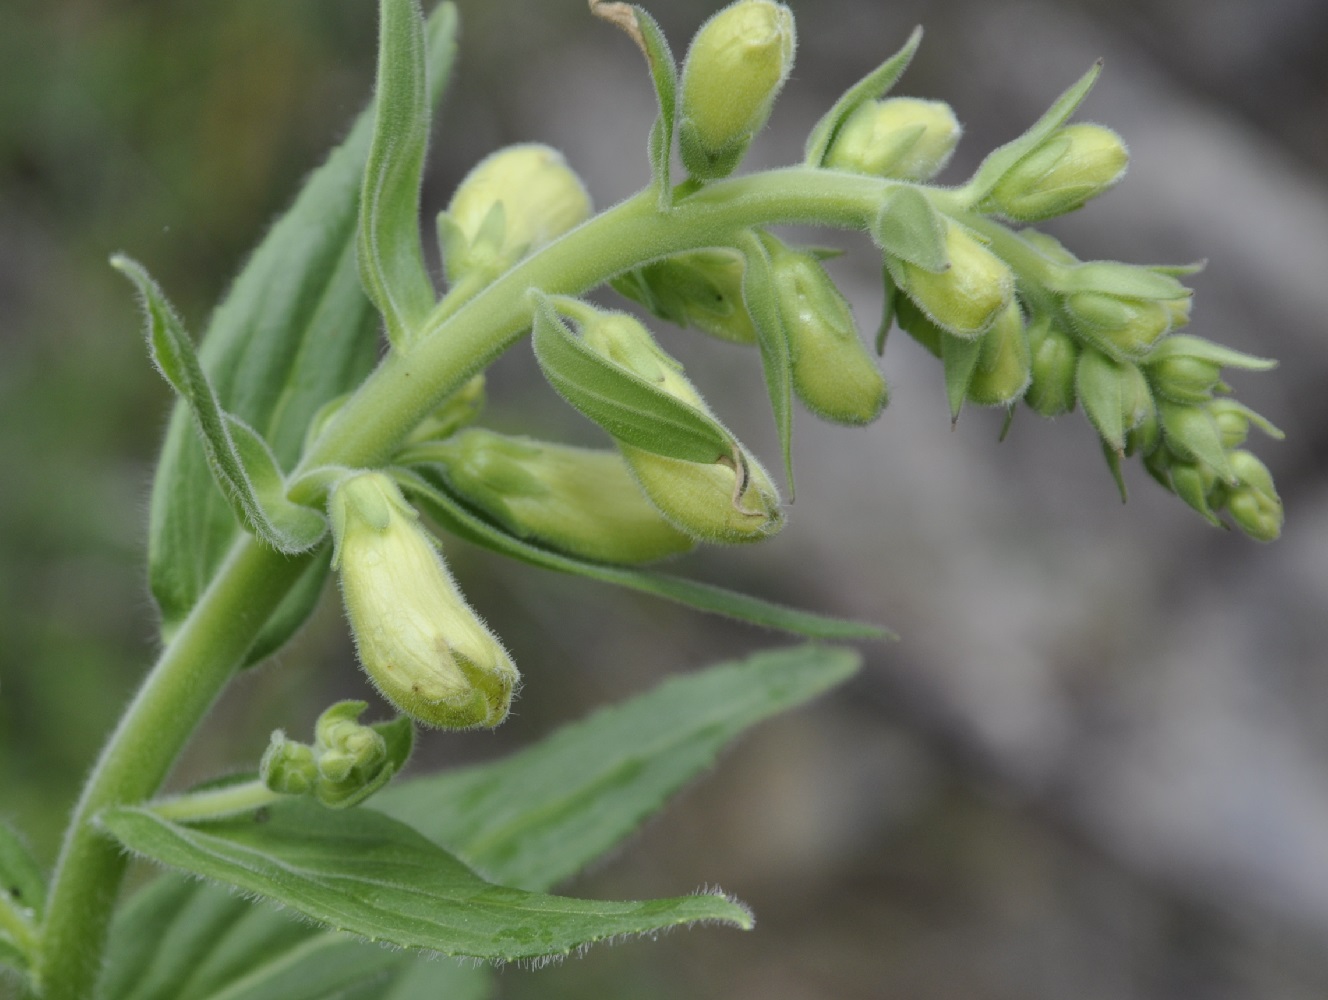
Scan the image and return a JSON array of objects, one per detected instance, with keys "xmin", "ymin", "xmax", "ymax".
[
  {"xmin": 804, "ymin": 26, "xmax": 923, "ymax": 166},
  {"xmin": 961, "ymin": 61, "xmax": 1102, "ymax": 206},
  {"xmin": 737, "ymin": 230, "xmax": 795, "ymax": 492},
  {"xmin": 531, "ymin": 293, "xmax": 736, "ymax": 465},
  {"xmin": 145, "ymin": 4, "xmax": 459, "ymax": 657},
  {"xmin": 114, "ymin": 256, "xmax": 327, "ymax": 554},
  {"xmin": 99, "ymin": 800, "xmax": 752, "ymax": 962},
  {"xmin": 98, "ymin": 872, "xmax": 491, "ymax": 1000},
  {"xmin": 358, "ymin": 0, "xmax": 439, "ymax": 349},
  {"xmin": 398, "ymin": 467, "xmax": 889, "ymax": 640},
  {"xmin": 591, "ymin": 3, "xmax": 678, "ymax": 208},
  {"xmin": 376, "ymin": 644, "xmax": 861, "ymax": 891}
]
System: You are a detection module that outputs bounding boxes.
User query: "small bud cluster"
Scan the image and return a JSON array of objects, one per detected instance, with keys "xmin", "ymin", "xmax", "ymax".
[{"xmin": 260, "ymin": 701, "xmax": 405, "ymax": 809}]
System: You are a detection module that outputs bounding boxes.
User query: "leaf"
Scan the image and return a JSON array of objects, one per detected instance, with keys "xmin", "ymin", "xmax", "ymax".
[
  {"xmin": 531, "ymin": 294, "xmax": 737, "ymax": 464},
  {"xmin": 805, "ymin": 26, "xmax": 923, "ymax": 166},
  {"xmin": 398, "ymin": 467, "xmax": 890, "ymax": 640},
  {"xmin": 98, "ymin": 873, "xmax": 492, "ymax": 1000},
  {"xmin": 145, "ymin": 4, "xmax": 460, "ymax": 655},
  {"xmin": 0, "ymin": 823, "xmax": 44, "ymax": 923},
  {"xmin": 358, "ymin": 0, "xmax": 439, "ymax": 348},
  {"xmin": 872, "ymin": 186, "xmax": 949, "ymax": 272},
  {"xmin": 113, "ymin": 256, "xmax": 328, "ymax": 555},
  {"xmin": 99, "ymin": 801, "xmax": 752, "ymax": 963},
  {"xmin": 738, "ymin": 231, "xmax": 796, "ymax": 494},
  {"xmin": 376, "ymin": 644, "xmax": 861, "ymax": 891},
  {"xmin": 941, "ymin": 332, "xmax": 982, "ymax": 423},
  {"xmin": 964, "ymin": 61, "xmax": 1102, "ymax": 204},
  {"xmin": 591, "ymin": 3, "xmax": 677, "ymax": 208}
]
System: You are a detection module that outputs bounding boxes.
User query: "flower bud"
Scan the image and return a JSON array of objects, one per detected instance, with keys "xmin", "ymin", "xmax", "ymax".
[
  {"xmin": 330, "ymin": 472, "xmax": 518, "ymax": 729},
  {"xmin": 679, "ymin": 0, "xmax": 796, "ymax": 179},
  {"xmin": 1158, "ymin": 401, "xmax": 1234, "ymax": 483},
  {"xmin": 1061, "ymin": 262, "xmax": 1191, "ymax": 359},
  {"xmin": 1076, "ymin": 348, "xmax": 1156, "ymax": 452},
  {"xmin": 620, "ymin": 444, "xmax": 783, "ymax": 544},
  {"xmin": 574, "ymin": 307, "xmax": 711, "ymax": 411},
  {"xmin": 988, "ymin": 124, "xmax": 1128, "ymax": 222},
  {"xmin": 824, "ymin": 98, "xmax": 962, "ymax": 182},
  {"xmin": 1221, "ymin": 450, "xmax": 1283, "ymax": 542},
  {"xmin": 429, "ymin": 429, "xmax": 696, "ymax": 564},
  {"xmin": 1024, "ymin": 314, "xmax": 1079, "ymax": 416},
  {"xmin": 612, "ymin": 249, "xmax": 758, "ymax": 344},
  {"xmin": 966, "ymin": 302, "xmax": 1031, "ymax": 407},
  {"xmin": 440, "ymin": 144, "xmax": 591, "ymax": 284},
  {"xmin": 893, "ymin": 223, "xmax": 1014, "ymax": 337},
  {"xmin": 403, "ymin": 375, "xmax": 487, "ymax": 446},
  {"xmin": 260, "ymin": 733, "xmax": 318, "ymax": 797},
  {"xmin": 314, "ymin": 700, "xmax": 387, "ymax": 787},
  {"xmin": 770, "ymin": 246, "xmax": 887, "ymax": 425}
]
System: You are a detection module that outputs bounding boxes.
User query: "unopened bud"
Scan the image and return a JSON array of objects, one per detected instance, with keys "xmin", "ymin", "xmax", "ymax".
[
  {"xmin": 260, "ymin": 733, "xmax": 318, "ymax": 797},
  {"xmin": 679, "ymin": 0, "xmax": 796, "ymax": 179},
  {"xmin": 1024, "ymin": 314, "xmax": 1079, "ymax": 416},
  {"xmin": 1077, "ymin": 348, "xmax": 1156, "ymax": 452},
  {"xmin": 966, "ymin": 302, "xmax": 1031, "ymax": 406},
  {"xmin": 440, "ymin": 144, "xmax": 591, "ymax": 284},
  {"xmin": 1062, "ymin": 261, "xmax": 1191, "ymax": 359},
  {"xmin": 612, "ymin": 249, "xmax": 758, "ymax": 344},
  {"xmin": 330, "ymin": 472, "xmax": 518, "ymax": 729},
  {"xmin": 893, "ymin": 223, "xmax": 1014, "ymax": 337},
  {"xmin": 429, "ymin": 429, "xmax": 695, "ymax": 564},
  {"xmin": 988, "ymin": 124, "xmax": 1128, "ymax": 222},
  {"xmin": 314, "ymin": 700, "xmax": 387, "ymax": 788},
  {"xmin": 825, "ymin": 98, "xmax": 961, "ymax": 182},
  {"xmin": 770, "ymin": 245, "xmax": 887, "ymax": 424},
  {"xmin": 1221, "ymin": 450, "xmax": 1283, "ymax": 542},
  {"xmin": 621, "ymin": 444, "xmax": 783, "ymax": 544},
  {"xmin": 403, "ymin": 376, "xmax": 486, "ymax": 446}
]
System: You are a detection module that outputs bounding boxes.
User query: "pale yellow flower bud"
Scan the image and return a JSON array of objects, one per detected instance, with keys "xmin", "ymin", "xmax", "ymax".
[
  {"xmin": 330, "ymin": 472, "xmax": 518, "ymax": 729},
  {"xmin": 441, "ymin": 144, "xmax": 591, "ymax": 284},
  {"xmin": 894, "ymin": 223, "xmax": 1014, "ymax": 337},
  {"xmin": 825, "ymin": 98, "xmax": 962, "ymax": 182}
]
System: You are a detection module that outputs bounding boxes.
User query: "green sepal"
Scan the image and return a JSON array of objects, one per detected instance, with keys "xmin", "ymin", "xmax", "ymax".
[
  {"xmin": 1144, "ymin": 334, "xmax": 1278, "ymax": 373},
  {"xmin": 941, "ymin": 333, "xmax": 982, "ymax": 423},
  {"xmin": 376, "ymin": 644, "xmax": 862, "ymax": 891},
  {"xmin": 531, "ymin": 293, "xmax": 738, "ymax": 465},
  {"xmin": 99, "ymin": 800, "xmax": 753, "ymax": 962},
  {"xmin": 963, "ymin": 61, "xmax": 1102, "ymax": 205},
  {"xmin": 593, "ymin": 3, "xmax": 678, "ymax": 209},
  {"xmin": 1158, "ymin": 402, "xmax": 1236, "ymax": 483},
  {"xmin": 872, "ymin": 186, "xmax": 949, "ymax": 272},
  {"xmin": 1100, "ymin": 437, "xmax": 1129, "ymax": 502},
  {"xmin": 397, "ymin": 467, "xmax": 891, "ymax": 641},
  {"xmin": 804, "ymin": 26, "xmax": 923, "ymax": 166},
  {"xmin": 1055, "ymin": 260, "xmax": 1190, "ymax": 302},
  {"xmin": 113, "ymin": 256, "xmax": 327, "ymax": 554},
  {"xmin": 738, "ymin": 230, "xmax": 796, "ymax": 493},
  {"xmin": 358, "ymin": 0, "xmax": 446, "ymax": 349},
  {"xmin": 1076, "ymin": 347, "xmax": 1128, "ymax": 452},
  {"xmin": 876, "ymin": 262, "xmax": 898, "ymax": 355}
]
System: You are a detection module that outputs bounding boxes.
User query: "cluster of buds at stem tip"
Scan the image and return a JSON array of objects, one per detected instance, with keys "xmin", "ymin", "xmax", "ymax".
[
  {"xmin": 329, "ymin": 471, "xmax": 518, "ymax": 728},
  {"xmin": 557, "ymin": 299, "xmax": 784, "ymax": 544},
  {"xmin": 260, "ymin": 701, "xmax": 409, "ymax": 809},
  {"xmin": 438, "ymin": 143, "xmax": 591, "ymax": 286},
  {"xmin": 825, "ymin": 98, "xmax": 962, "ymax": 182},
  {"xmin": 679, "ymin": 0, "xmax": 796, "ymax": 179},
  {"xmin": 421, "ymin": 428, "xmax": 697, "ymax": 564}
]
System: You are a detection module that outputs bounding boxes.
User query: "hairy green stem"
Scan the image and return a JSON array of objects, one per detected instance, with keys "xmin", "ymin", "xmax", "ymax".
[
  {"xmin": 37, "ymin": 164, "xmax": 889, "ymax": 997},
  {"xmin": 37, "ymin": 539, "xmax": 310, "ymax": 1000},
  {"xmin": 147, "ymin": 780, "xmax": 283, "ymax": 823}
]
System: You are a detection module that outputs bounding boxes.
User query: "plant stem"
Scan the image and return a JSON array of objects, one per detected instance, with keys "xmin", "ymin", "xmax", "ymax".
[
  {"xmin": 36, "ymin": 538, "xmax": 311, "ymax": 1000},
  {"xmin": 36, "ymin": 164, "xmax": 890, "ymax": 997},
  {"xmin": 147, "ymin": 780, "xmax": 283, "ymax": 823}
]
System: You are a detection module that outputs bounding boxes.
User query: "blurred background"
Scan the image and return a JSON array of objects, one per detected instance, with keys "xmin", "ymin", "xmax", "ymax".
[{"xmin": 2, "ymin": 0, "xmax": 1327, "ymax": 997}]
